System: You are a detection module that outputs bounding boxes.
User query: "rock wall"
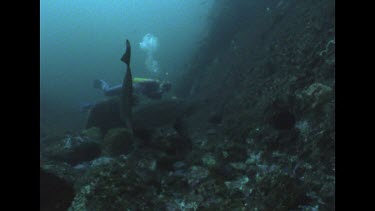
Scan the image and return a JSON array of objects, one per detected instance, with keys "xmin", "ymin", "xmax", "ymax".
[
  {"xmin": 174, "ymin": 1, "xmax": 335, "ymax": 209},
  {"xmin": 177, "ymin": 0, "xmax": 335, "ymax": 141}
]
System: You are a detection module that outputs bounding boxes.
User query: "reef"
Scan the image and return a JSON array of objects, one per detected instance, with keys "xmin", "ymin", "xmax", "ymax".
[{"xmin": 40, "ymin": 0, "xmax": 335, "ymax": 210}]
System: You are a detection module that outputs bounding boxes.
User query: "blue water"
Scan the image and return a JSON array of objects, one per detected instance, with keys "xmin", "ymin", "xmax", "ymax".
[{"xmin": 40, "ymin": 0, "xmax": 214, "ymax": 132}]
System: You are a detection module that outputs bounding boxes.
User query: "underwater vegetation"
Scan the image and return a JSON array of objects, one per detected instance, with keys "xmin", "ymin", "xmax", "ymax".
[{"xmin": 40, "ymin": 0, "xmax": 335, "ymax": 210}]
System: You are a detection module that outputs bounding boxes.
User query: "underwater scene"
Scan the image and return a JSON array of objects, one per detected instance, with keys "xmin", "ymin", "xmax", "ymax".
[{"xmin": 40, "ymin": 0, "xmax": 335, "ymax": 210}]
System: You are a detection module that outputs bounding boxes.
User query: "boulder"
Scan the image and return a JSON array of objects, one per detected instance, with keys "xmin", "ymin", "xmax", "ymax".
[
  {"xmin": 40, "ymin": 168, "xmax": 75, "ymax": 211},
  {"xmin": 43, "ymin": 133, "xmax": 101, "ymax": 165},
  {"xmin": 101, "ymin": 128, "xmax": 134, "ymax": 156}
]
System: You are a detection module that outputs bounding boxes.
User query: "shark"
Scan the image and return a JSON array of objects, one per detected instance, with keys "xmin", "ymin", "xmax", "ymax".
[{"xmin": 86, "ymin": 40, "xmax": 197, "ymax": 147}]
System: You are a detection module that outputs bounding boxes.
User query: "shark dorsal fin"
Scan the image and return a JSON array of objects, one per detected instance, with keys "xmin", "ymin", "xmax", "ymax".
[{"xmin": 121, "ymin": 40, "xmax": 131, "ymax": 67}]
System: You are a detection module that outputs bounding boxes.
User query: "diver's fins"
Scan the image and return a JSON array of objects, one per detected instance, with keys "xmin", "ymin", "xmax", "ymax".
[{"xmin": 121, "ymin": 39, "xmax": 131, "ymax": 67}]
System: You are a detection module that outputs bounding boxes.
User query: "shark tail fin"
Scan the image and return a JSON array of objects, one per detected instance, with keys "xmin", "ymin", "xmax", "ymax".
[{"xmin": 121, "ymin": 39, "xmax": 131, "ymax": 66}]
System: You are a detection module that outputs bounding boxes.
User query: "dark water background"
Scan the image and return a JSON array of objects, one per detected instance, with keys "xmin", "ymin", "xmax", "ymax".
[{"xmin": 40, "ymin": 0, "xmax": 214, "ymax": 133}]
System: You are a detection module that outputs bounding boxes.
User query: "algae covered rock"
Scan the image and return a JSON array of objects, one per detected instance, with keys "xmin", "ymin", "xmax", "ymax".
[
  {"xmin": 224, "ymin": 175, "xmax": 250, "ymax": 192},
  {"xmin": 40, "ymin": 159, "xmax": 79, "ymax": 184},
  {"xmin": 251, "ymin": 173, "xmax": 311, "ymax": 210},
  {"xmin": 70, "ymin": 157, "xmax": 165, "ymax": 210},
  {"xmin": 300, "ymin": 82, "xmax": 333, "ymax": 110},
  {"xmin": 80, "ymin": 127, "xmax": 103, "ymax": 141},
  {"xmin": 43, "ymin": 133, "xmax": 101, "ymax": 165},
  {"xmin": 187, "ymin": 165, "xmax": 210, "ymax": 187},
  {"xmin": 201, "ymin": 153, "xmax": 217, "ymax": 168},
  {"xmin": 101, "ymin": 127, "xmax": 134, "ymax": 156},
  {"xmin": 149, "ymin": 130, "xmax": 192, "ymax": 162}
]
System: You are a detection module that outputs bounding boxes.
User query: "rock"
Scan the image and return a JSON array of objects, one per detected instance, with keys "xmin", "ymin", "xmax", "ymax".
[
  {"xmin": 70, "ymin": 157, "xmax": 165, "ymax": 210},
  {"xmin": 213, "ymin": 164, "xmax": 238, "ymax": 180},
  {"xmin": 40, "ymin": 159, "xmax": 79, "ymax": 184},
  {"xmin": 208, "ymin": 112, "xmax": 223, "ymax": 124},
  {"xmin": 40, "ymin": 134, "xmax": 64, "ymax": 150},
  {"xmin": 224, "ymin": 176, "xmax": 249, "ymax": 191},
  {"xmin": 43, "ymin": 134, "xmax": 101, "ymax": 166},
  {"xmin": 40, "ymin": 168, "xmax": 75, "ymax": 211},
  {"xmin": 302, "ymin": 82, "xmax": 333, "ymax": 109},
  {"xmin": 187, "ymin": 166, "xmax": 210, "ymax": 187},
  {"xmin": 72, "ymin": 156, "xmax": 115, "ymax": 172},
  {"xmin": 206, "ymin": 128, "xmax": 217, "ymax": 135},
  {"xmin": 229, "ymin": 162, "xmax": 247, "ymax": 171},
  {"xmin": 151, "ymin": 131, "xmax": 192, "ymax": 160},
  {"xmin": 201, "ymin": 153, "xmax": 217, "ymax": 168},
  {"xmin": 81, "ymin": 127, "xmax": 103, "ymax": 141},
  {"xmin": 91, "ymin": 156, "xmax": 114, "ymax": 167},
  {"xmin": 266, "ymin": 99, "xmax": 296, "ymax": 130},
  {"xmin": 252, "ymin": 173, "xmax": 311, "ymax": 210},
  {"xmin": 101, "ymin": 128, "xmax": 134, "ymax": 156},
  {"xmin": 270, "ymin": 109, "xmax": 296, "ymax": 130},
  {"xmin": 134, "ymin": 158, "xmax": 158, "ymax": 184}
]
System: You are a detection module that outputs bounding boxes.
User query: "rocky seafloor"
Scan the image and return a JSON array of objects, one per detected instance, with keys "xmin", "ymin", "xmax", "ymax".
[{"xmin": 40, "ymin": 0, "xmax": 335, "ymax": 210}]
